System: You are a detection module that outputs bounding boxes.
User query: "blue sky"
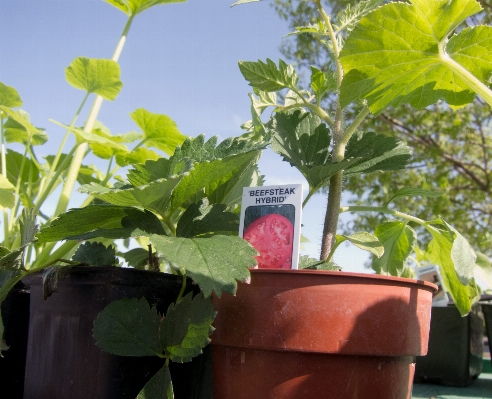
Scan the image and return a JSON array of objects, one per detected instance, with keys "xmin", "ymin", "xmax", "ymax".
[{"xmin": 0, "ymin": 0, "xmax": 370, "ymax": 272}]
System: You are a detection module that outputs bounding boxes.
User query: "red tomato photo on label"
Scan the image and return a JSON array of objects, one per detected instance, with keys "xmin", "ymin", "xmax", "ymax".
[{"xmin": 243, "ymin": 213, "xmax": 294, "ymax": 269}]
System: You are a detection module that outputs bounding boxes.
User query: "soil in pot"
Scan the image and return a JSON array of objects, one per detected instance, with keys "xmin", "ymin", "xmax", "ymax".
[
  {"xmin": 22, "ymin": 266, "xmax": 212, "ymax": 399},
  {"xmin": 211, "ymin": 269, "xmax": 436, "ymax": 399},
  {"xmin": 414, "ymin": 304, "xmax": 484, "ymax": 387},
  {"xmin": 0, "ymin": 281, "xmax": 30, "ymax": 399}
]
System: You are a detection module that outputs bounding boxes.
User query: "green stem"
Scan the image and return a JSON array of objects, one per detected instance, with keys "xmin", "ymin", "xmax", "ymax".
[
  {"xmin": 340, "ymin": 205, "xmax": 430, "ymax": 228},
  {"xmin": 440, "ymin": 51, "xmax": 492, "ymax": 108},
  {"xmin": 339, "ymin": 105, "xmax": 370, "ymax": 148},
  {"xmin": 1, "ymin": 115, "xmax": 9, "ymax": 246},
  {"xmin": 54, "ymin": 15, "xmax": 134, "ymax": 217},
  {"xmin": 176, "ymin": 273, "xmax": 188, "ymax": 303}
]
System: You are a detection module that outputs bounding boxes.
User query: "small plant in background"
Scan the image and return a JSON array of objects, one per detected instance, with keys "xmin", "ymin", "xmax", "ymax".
[{"xmin": 234, "ymin": 0, "xmax": 492, "ymax": 316}]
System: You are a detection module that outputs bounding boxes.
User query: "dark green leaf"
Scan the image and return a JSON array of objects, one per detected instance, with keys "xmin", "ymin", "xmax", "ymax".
[
  {"xmin": 0, "ymin": 82, "xmax": 22, "ymax": 107},
  {"xmin": 93, "ymin": 297, "xmax": 162, "ymax": 356},
  {"xmin": 372, "ymin": 221, "xmax": 416, "ymax": 276},
  {"xmin": 122, "ymin": 248, "xmax": 152, "ymax": 270},
  {"xmin": 136, "ymin": 364, "xmax": 173, "ymax": 399},
  {"xmin": 310, "ymin": 66, "xmax": 336, "ymax": 100},
  {"xmin": 150, "ymin": 235, "xmax": 257, "ymax": 297},
  {"xmin": 42, "ymin": 266, "xmax": 73, "ymax": 300},
  {"xmin": 176, "ymin": 199, "xmax": 239, "ymax": 238},
  {"xmin": 71, "ymin": 242, "xmax": 118, "ymax": 266},
  {"xmin": 19, "ymin": 208, "xmax": 38, "ymax": 247},
  {"xmin": 65, "ymin": 57, "xmax": 123, "ymax": 101},
  {"xmin": 161, "ymin": 292, "xmax": 216, "ymax": 363},
  {"xmin": 3, "ymin": 150, "xmax": 40, "ymax": 188},
  {"xmin": 238, "ymin": 59, "xmax": 298, "ymax": 92}
]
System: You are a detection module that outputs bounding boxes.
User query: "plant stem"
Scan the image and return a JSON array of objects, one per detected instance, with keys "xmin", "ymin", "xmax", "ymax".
[
  {"xmin": 54, "ymin": 15, "xmax": 134, "ymax": 217},
  {"xmin": 1, "ymin": 115, "xmax": 9, "ymax": 246},
  {"xmin": 176, "ymin": 273, "xmax": 187, "ymax": 302},
  {"xmin": 340, "ymin": 205, "xmax": 428, "ymax": 227}
]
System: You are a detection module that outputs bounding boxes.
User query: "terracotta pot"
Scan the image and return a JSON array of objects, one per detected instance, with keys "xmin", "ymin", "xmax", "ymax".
[{"xmin": 211, "ymin": 269, "xmax": 436, "ymax": 399}]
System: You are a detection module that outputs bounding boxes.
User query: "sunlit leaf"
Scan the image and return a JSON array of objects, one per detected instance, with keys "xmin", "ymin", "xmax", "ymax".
[
  {"xmin": 65, "ymin": 57, "xmax": 123, "ymax": 101},
  {"xmin": 336, "ymin": 232, "xmax": 384, "ymax": 258},
  {"xmin": 372, "ymin": 221, "xmax": 416, "ymax": 275},
  {"xmin": 105, "ymin": 0, "xmax": 186, "ymax": 16},
  {"xmin": 130, "ymin": 108, "xmax": 186, "ymax": 155},
  {"xmin": 0, "ymin": 82, "xmax": 22, "ymax": 107},
  {"xmin": 384, "ymin": 187, "xmax": 443, "ymax": 206},
  {"xmin": 339, "ymin": 0, "xmax": 491, "ymax": 114},
  {"xmin": 239, "ymin": 59, "xmax": 298, "ymax": 92},
  {"xmin": 0, "ymin": 175, "xmax": 15, "ymax": 209}
]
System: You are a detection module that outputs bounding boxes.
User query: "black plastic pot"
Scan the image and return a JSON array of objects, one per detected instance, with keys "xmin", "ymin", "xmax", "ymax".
[
  {"xmin": 22, "ymin": 266, "xmax": 212, "ymax": 399},
  {"xmin": 482, "ymin": 302, "xmax": 492, "ymax": 359},
  {"xmin": 414, "ymin": 304, "xmax": 484, "ymax": 387},
  {"xmin": 0, "ymin": 281, "xmax": 30, "ymax": 399}
]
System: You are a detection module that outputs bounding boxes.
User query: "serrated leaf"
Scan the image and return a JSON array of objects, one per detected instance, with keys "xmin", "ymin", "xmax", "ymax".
[
  {"xmin": 426, "ymin": 220, "xmax": 477, "ymax": 315},
  {"xmin": 88, "ymin": 127, "xmax": 138, "ymax": 161},
  {"xmin": 310, "ymin": 66, "xmax": 336, "ymax": 101},
  {"xmin": 0, "ymin": 175, "xmax": 15, "ymax": 209},
  {"xmin": 335, "ymin": 0, "xmax": 385, "ymax": 34},
  {"xmin": 176, "ymin": 199, "xmax": 239, "ymax": 238},
  {"xmin": 93, "ymin": 297, "xmax": 162, "ymax": 356},
  {"xmin": 238, "ymin": 59, "xmax": 298, "ymax": 92},
  {"xmin": 0, "ymin": 247, "xmax": 24, "ymax": 271},
  {"xmin": 122, "ymin": 248, "xmax": 151, "ymax": 270},
  {"xmin": 344, "ymin": 131, "xmax": 412, "ymax": 175},
  {"xmin": 65, "ymin": 57, "xmax": 123, "ymax": 100},
  {"xmin": 105, "ymin": 0, "xmax": 185, "ymax": 16},
  {"xmin": 372, "ymin": 221, "xmax": 416, "ymax": 276},
  {"xmin": 161, "ymin": 292, "xmax": 215, "ymax": 363},
  {"xmin": 130, "ymin": 108, "xmax": 186, "ymax": 155},
  {"xmin": 121, "ymin": 147, "xmax": 160, "ymax": 166},
  {"xmin": 0, "ymin": 82, "xmax": 22, "ymax": 107},
  {"xmin": 339, "ymin": 0, "xmax": 490, "ymax": 114},
  {"xmin": 150, "ymin": 235, "xmax": 257, "ymax": 297},
  {"xmin": 384, "ymin": 187, "xmax": 443, "ymax": 206},
  {"xmin": 37, "ymin": 205, "xmax": 165, "ymax": 243},
  {"xmin": 19, "ymin": 208, "xmax": 38, "ymax": 247},
  {"xmin": 336, "ymin": 232, "xmax": 384, "ymax": 258},
  {"xmin": 298, "ymin": 255, "xmax": 341, "ymax": 271},
  {"xmin": 71, "ymin": 242, "xmax": 118, "ymax": 266},
  {"xmin": 42, "ymin": 266, "xmax": 73, "ymax": 300},
  {"xmin": 250, "ymin": 91, "xmax": 278, "ymax": 116},
  {"xmin": 136, "ymin": 364, "xmax": 173, "ymax": 399}
]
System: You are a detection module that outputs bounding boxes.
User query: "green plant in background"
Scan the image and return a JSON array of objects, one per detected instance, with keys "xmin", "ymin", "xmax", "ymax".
[
  {"xmin": 1, "ymin": 0, "xmax": 265, "ymax": 396},
  {"xmin": 234, "ymin": 0, "xmax": 492, "ymax": 316}
]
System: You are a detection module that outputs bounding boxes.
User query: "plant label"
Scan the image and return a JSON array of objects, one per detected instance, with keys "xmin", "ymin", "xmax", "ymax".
[
  {"xmin": 416, "ymin": 265, "xmax": 449, "ymax": 307},
  {"xmin": 239, "ymin": 184, "xmax": 303, "ymax": 269}
]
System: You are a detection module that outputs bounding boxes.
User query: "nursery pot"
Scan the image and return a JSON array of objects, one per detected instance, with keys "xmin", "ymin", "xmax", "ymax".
[
  {"xmin": 0, "ymin": 281, "xmax": 30, "ymax": 399},
  {"xmin": 211, "ymin": 269, "xmax": 436, "ymax": 399},
  {"xmin": 483, "ymin": 302, "xmax": 492, "ymax": 359},
  {"xmin": 22, "ymin": 266, "xmax": 212, "ymax": 399},
  {"xmin": 414, "ymin": 303, "xmax": 484, "ymax": 387}
]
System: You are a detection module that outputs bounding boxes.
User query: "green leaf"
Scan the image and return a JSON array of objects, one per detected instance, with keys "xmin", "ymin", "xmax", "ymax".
[
  {"xmin": 105, "ymin": 0, "xmax": 185, "ymax": 16},
  {"xmin": 372, "ymin": 221, "xmax": 416, "ymax": 276},
  {"xmin": 238, "ymin": 59, "xmax": 298, "ymax": 92},
  {"xmin": 130, "ymin": 108, "xmax": 186, "ymax": 156},
  {"xmin": 0, "ymin": 175, "xmax": 15, "ymax": 209},
  {"xmin": 3, "ymin": 150, "xmax": 40, "ymax": 188},
  {"xmin": 121, "ymin": 147, "xmax": 160, "ymax": 166},
  {"xmin": 335, "ymin": 0, "xmax": 385, "ymax": 34},
  {"xmin": 0, "ymin": 107, "xmax": 46, "ymax": 144},
  {"xmin": 298, "ymin": 255, "xmax": 341, "ymax": 271},
  {"xmin": 231, "ymin": 0, "xmax": 261, "ymax": 6},
  {"xmin": 71, "ymin": 242, "xmax": 118, "ymax": 266},
  {"xmin": 384, "ymin": 187, "xmax": 443, "ymax": 207},
  {"xmin": 93, "ymin": 297, "xmax": 162, "ymax": 356},
  {"xmin": 250, "ymin": 91, "xmax": 278, "ymax": 116},
  {"xmin": 339, "ymin": 0, "xmax": 490, "ymax": 114},
  {"xmin": 310, "ymin": 66, "xmax": 336, "ymax": 101},
  {"xmin": 336, "ymin": 232, "xmax": 384, "ymax": 258},
  {"xmin": 65, "ymin": 57, "xmax": 123, "ymax": 101},
  {"xmin": 3, "ymin": 110, "xmax": 47, "ymax": 146},
  {"xmin": 40, "ymin": 206, "xmax": 164, "ymax": 242},
  {"xmin": 0, "ymin": 247, "xmax": 24, "ymax": 271},
  {"xmin": 136, "ymin": 365, "xmax": 173, "ymax": 399},
  {"xmin": 343, "ymin": 132, "xmax": 412, "ymax": 175},
  {"xmin": 176, "ymin": 199, "xmax": 239, "ymax": 238},
  {"xmin": 0, "ymin": 82, "xmax": 22, "ymax": 107},
  {"xmin": 150, "ymin": 235, "xmax": 257, "ymax": 297},
  {"xmin": 161, "ymin": 292, "xmax": 216, "ymax": 363},
  {"xmin": 426, "ymin": 220, "xmax": 477, "ymax": 316},
  {"xmin": 20, "ymin": 208, "xmax": 38, "ymax": 247},
  {"xmin": 122, "ymin": 248, "xmax": 151, "ymax": 270}
]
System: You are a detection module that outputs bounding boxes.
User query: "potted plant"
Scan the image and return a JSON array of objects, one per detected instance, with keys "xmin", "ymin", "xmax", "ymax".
[
  {"xmin": 209, "ymin": 0, "xmax": 492, "ymax": 398},
  {"xmin": 0, "ymin": 0, "xmax": 263, "ymax": 398}
]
